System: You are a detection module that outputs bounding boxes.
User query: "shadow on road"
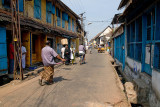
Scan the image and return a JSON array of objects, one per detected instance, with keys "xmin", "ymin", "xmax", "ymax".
[{"xmin": 53, "ymin": 76, "xmax": 71, "ymax": 83}]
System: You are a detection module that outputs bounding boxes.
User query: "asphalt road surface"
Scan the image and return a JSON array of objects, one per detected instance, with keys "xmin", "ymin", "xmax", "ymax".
[{"xmin": 0, "ymin": 49, "xmax": 129, "ymax": 107}]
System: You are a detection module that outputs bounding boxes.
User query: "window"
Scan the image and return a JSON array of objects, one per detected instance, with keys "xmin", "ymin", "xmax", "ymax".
[
  {"xmin": 34, "ymin": 0, "xmax": 41, "ymax": 19},
  {"xmin": 154, "ymin": 43, "xmax": 160, "ymax": 69},
  {"xmin": 72, "ymin": 19, "xmax": 74, "ymax": 32},
  {"xmin": 62, "ymin": 12, "xmax": 68, "ymax": 28},
  {"xmin": 2, "ymin": 0, "xmax": 10, "ymax": 8},
  {"xmin": 68, "ymin": 16, "xmax": 71, "ymax": 30},
  {"xmin": 46, "ymin": 1, "xmax": 52, "ymax": 23},
  {"xmin": 56, "ymin": 8, "xmax": 61, "ymax": 27},
  {"xmin": 127, "ymin": 18, "xmax": 142, "ymax": 62}
]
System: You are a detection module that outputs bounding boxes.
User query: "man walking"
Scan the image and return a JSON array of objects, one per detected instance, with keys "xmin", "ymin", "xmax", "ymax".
[
  {"xmin": 39, "ymin": 41, "xmax": 65, "ymax": 85},
  {"xmin": 79, "ymin": 43, "xmax": 86, "ymax": 64}
]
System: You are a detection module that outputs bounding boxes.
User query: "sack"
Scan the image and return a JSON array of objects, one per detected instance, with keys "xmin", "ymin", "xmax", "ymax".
[{"xmin": 61, "ymin": 39, "xmax": 68, "ymax": 45}]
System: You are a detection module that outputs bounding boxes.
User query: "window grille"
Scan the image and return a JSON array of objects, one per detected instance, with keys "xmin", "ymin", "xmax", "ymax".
[{"xmin": 135, "ymin": 43, "xmax": 142, "ymax": 61}]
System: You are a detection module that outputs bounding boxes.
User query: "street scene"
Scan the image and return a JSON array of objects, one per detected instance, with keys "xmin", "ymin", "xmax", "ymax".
[
  {"xmin": 0, "ymin": 0, "xmax": 160, "ymax": 107},
  {"xmin": 0, "ymin": 50, "xmax": 130, "ymax": 107}
]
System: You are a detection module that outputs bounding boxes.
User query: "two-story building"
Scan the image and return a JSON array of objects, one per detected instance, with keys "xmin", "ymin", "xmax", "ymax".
[{"xmin": 0, "ymin": 0, "xmax": 83, "ymax": 76}]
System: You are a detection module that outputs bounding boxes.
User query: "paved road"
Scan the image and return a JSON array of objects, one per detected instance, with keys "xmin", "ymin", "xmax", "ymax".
[{"xmin": 0, "ymin": 49, "xmax": 129, "ymax": 107}]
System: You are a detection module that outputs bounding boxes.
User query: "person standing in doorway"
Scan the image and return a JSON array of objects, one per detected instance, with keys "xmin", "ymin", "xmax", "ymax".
[
  {"xmin": 64, "ymin": 45, "xmax": 71, "ymax": 65},
  {"xmin": 8, "ymin": 41, "xmax": 14, "ymax": 75},
  {"xmin": 21, "ymin": 43, "xmax": 27, "ymax": 69},
  {"xmin": 40, "ymin": 41, "xmax": 65, "ymax": 85}
]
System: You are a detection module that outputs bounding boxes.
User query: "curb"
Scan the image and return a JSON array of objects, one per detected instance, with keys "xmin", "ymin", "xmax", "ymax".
[{"xmin": 24, "ymin": 63, "xmax": 64, "ymax": 77}]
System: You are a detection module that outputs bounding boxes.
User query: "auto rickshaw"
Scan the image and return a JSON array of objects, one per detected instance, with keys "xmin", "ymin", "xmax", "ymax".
[{"xmin": 98, "ymin": 44, "xmax": 105, "ymax": 53}]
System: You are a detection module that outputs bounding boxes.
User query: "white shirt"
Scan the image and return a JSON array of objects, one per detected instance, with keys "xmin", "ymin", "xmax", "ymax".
[
  {"xmin": 22, "ymin": 46, "xmax": 26, "ymax": 59},
  {"xmin": 61, "ymin": 47, "xmax": 65, "ymax": 59}
]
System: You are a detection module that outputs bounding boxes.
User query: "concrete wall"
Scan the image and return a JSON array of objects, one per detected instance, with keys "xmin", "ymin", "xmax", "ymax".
[
  {"xmin": 126, "ymin": 57, "xmax": 142, "ymax": 73},
  {"xmin": 152, "ymin": 70, "xmax": 160, "ymax": 100}
]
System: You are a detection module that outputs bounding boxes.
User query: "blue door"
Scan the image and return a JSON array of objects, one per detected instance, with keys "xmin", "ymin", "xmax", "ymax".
[
  {"xmin": 144, "ymin": 9, "xmax": 155, "ymax": 75},
  {"xmin": 0, "ymin": 27, "xmax": 8, "ymax": 76}
]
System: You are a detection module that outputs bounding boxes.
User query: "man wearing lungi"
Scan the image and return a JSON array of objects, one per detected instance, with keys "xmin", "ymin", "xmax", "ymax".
[{"xmin": 39, "ymin": 41, "xmax": 66, "ymax": 85}]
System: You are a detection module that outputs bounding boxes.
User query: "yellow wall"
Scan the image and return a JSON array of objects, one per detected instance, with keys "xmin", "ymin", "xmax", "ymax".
[
  {"xmin": 76, "ymin": 38, "xmax": 79, "ymax": 52},
  {"xmin": 22, "ymin": 32, "xmax": 31, "ymax": 66},
  {"xmin": 0, "ymin": 0, "xmax": 2, "ymax": 8},
  {"xmin": 25, "ymin": 0, "xmax": 34, "ymax": 18},
  {"xmin": 41, "ymin": 0, "xmax": 46, "ymax": 23}
]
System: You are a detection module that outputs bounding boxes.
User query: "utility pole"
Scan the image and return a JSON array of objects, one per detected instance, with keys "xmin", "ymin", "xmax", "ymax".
[
  {"xmin": 79, "ymin": 12, "xmax": 85, "ymax": 45},
  {"xmin": 11, "ymin": 0, "xmax": 23, "ymax": 80}
]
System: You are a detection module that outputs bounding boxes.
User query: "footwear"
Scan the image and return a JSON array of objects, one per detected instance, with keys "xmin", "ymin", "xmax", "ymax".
[
  {"xmin": 39, "ymin": 79, "xmax": 43, "ymax": 86},
  {"xmin": 45, "ymin": 81, "xmax": 53, "ymax": 85}
]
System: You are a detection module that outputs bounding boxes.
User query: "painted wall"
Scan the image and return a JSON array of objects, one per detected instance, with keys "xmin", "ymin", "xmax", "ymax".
[
  {"xmin": 99, "ymin": 27, "xmax": 112, "ymax": 37},
  {"xmin": 0, "ymin": 0, "xmax": 2, "ymax": 8},
  {"xmin": 41, "ymin": 0, "xmax": 46, "ymax": 23},
  {"xmin": 25, "ymin": 0, "xmax": 34, "ymax": 18},
  {"xmin": 152, "ymin": 70, "xmax": 160, "ymax": 99},
  {"xmin": 126, "ymin": 57, "xmax": 142, "ymax": 73}
]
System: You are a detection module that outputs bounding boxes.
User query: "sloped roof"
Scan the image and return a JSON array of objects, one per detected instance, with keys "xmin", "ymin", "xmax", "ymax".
[{"xmin": 55, "ymin": 0, "xmax": 80, "ymax": 19}]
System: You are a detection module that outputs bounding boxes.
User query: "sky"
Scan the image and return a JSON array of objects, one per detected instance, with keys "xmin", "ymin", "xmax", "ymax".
[{"xmin": 61, "ymin": 0, "xmax": 123, "ymax": 41}]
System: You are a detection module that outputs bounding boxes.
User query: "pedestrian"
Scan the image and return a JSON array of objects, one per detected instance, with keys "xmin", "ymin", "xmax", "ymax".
[
  {"xmin": 61, "ymin": 45, "xmax": 65, "ymax": 59},
  {"xmin": 64, "ymin": 45, "xmax": 70, "ymax": 65},
  {"xmin": 39, "ymin": 41, "xmax": 65, "ymax": 85},
  {"xmin": 89, "ymin": 45, "xmax": 92, "ymax": 54},
  {"xmin": 70, "ymin": 45, "xmax": 75, "ymax": 65},
  {"xmin": 79, "ymin": 43, "xmax": 86, "ymax": 64},
  {"xmin": 21, "ymin": 43, "xmax": 26, "ymax": 69},
  {"xmin": 8, "ymin": 40, "xmax": 14, "ymax": 75}
]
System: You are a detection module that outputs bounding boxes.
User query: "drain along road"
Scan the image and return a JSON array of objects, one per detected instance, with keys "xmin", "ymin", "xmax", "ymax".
[{"xmin": 0, "ymin": 49, "xmax": 130, "ymax": 107}]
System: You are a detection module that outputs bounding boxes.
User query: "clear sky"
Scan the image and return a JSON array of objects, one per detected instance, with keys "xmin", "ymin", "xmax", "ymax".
[{"xmin": 61, "ymin": 0, "xmax": 123, "ymax": 41}]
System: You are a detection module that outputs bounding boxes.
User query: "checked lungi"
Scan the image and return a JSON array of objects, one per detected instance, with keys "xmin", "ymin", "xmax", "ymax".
[{"xmin": 39, "ymin": 66, "xmax": 54, "ymax": 82}]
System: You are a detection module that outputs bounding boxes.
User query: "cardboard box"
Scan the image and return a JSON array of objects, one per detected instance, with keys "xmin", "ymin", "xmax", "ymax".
[{"xmin": 61, "ymin": 39, "xmax": 68, "ymax": 45}]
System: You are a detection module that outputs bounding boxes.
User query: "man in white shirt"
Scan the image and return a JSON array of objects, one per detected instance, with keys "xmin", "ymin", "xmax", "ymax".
[{"xmin": 21, "ymin": 44, "xmax": 27, "ymax": 69}]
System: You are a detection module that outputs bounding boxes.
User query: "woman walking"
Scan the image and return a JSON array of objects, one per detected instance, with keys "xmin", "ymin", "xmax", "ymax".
[{"xmin": 64, "ymin": 45, "xmax": 71, "ymax": 65}]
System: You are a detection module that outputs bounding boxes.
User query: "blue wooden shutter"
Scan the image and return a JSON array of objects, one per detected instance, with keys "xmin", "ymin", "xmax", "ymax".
[
  {"xmin": 34, "ymin": 0, "xmax": 41, "ymax": 19},
  {"xmin": 19, "ymin": 0, "xmax": 24, "ymax": 12},
  {"xmin": 68, "ymin": 16, "xmax": 71, "ymax": 30},
  {"xmin": 72, "ymin": 19, "xmax": 74, "ymax": 32},
  {"xmin": 46, "ymin": 1, "xmax": 52, "ymax": 23},
  {"xmin": 52, "ymin": 5, "xmax": 55, "ymax": 14},
  {"xmin": 2, "ymin": 0, "xmax": 4, "ymax": 5},
  {"xmin": 154, "ymin": 44, "xmax": 160, "ymax": 69},
  {"xmin": 0, "ymin": 27, "xmax": 8, "ymax": 75}
]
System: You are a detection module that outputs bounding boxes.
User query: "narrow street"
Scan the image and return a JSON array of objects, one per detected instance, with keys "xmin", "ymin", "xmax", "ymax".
[{"xmin": 0, "ymin": 50, "xmax": 129, "ymax": 107}]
